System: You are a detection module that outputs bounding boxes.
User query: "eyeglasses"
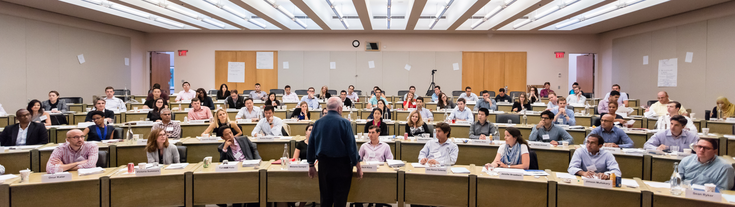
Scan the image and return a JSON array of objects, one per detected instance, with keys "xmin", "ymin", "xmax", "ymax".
[
  {"xmin": 692, "ymin": 145, "xmax": 714, "ymax": 151},
  {"xmin": 161, "ymin": 114, "xmax": 171, "ymax": 116},
  {"xmin": 540, "ymin": 117, "xmax": 551, "ymax": 120},
  {"xmin": 68, "ymin": 136, "xmax": 85, "ymax": 139}
]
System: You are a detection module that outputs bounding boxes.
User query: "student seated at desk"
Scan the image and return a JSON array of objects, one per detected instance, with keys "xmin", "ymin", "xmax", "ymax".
[
  {"xmin": 367, "ymin": 100, "xmax": 391, "ymax": 120},
  {"xmin": 146, "ymin": 128, "xmax": 180, "ymax": 165},
  {"xmin": 151, "ymin": 109, "xmax": 181, "ymax": 139},
  {"xmin": 469, "ymin": 108, "xmax": 497, "ymax": 139},
  {"xmin": 367, "ymin": 88, "xmax": 389, "ymax": 109},
  {"xmin": 298, "ymin": 87, "xmax": 320, "ymax": 109},
  {"xmin": 550, "ymin": 98, "xmax": 575, "ymax": 125},
  {"xmin": 365, "ymin": 108, "xmax": 388, "ymax": 136},
  {"xmin": 320, "ymin": 108, "xmax": 329, "ymax": 118},
  {"xmin": 84, "ymin": 98, "xmax": 115, "ymax": 124},
  {"xmin": 0, "ymin": 109, "xmax": 49, "ymax": 146},
  {"xmin": 593, "ymin": 102, "xmax": 626, "ymax": 127},
  {"xmin": 528, "ymin": 87, "xmax": 539, "ymax": 103},
  {"xmin": 103, "ymin": 86, "xmax": 127, "ymax": 112},
  {"xmin": 679, "ymin": 139, "xmax": 735, "ymax": 190},
  {"xmin": 566, "ymin": 87, "xmax": 586, "ymax": 105},
  {"xmin": 512, "ymin": 93, "xmax": 531, "ymax": 112},
  {"xmin": 655, "ymin": 101, "xmax": 696, "ymax": 132},
  {"xmin": 250, "ymin": 83, "xmax": 268, "ymax": 101},
  {"xmin": 217, "ymin": 84, "xmax": 230, "ymax": 100},
  {"xmin": 225, "ymin": 90, "xmax": 245, "ymax": 109},
  {"xmin": 475, "ymin": 90, "xmax": 497, "ymax": 111},
  {"xmin": 290, "ymin": 102, "xmax": 310, "ymax": 120},
  {"xmin": 360, "ymin": 126, "xmax": 394, "ymax": 162},
  {"xmin": 495, "ymin": 88, "xmax": 512, "ymax": 103},
  {"xmin": 46, "ymin": 129, "xmax": 99, "ymax": 174},
  {"xmin": 189, "ymin": 88, "xmax": 215, "ymax": 110},
  {"xmin": 293, "ymin": 123, "xmax": 313, "ymax": 160},
  {"xmin": 83, "ymin": 111, "xmax": 115, "ymax": 141},
  {"xmin": 236, "ymin": 98, "xmax": 262, "ymax": 122},
  {"xmin": 402, "ymin": 92, "xmax": 416, "ymax": 109},
  {"xmin": 203, "ymin": 109, "xmax": 243, "ymax": 137},
  {"xmin": 644, "ymin": 115, "xmax": 698, "ymax": 152},
  {"xmin": 282, "ymin": 85, "xmax": 300, "ymax": 103},
  {"xmin": 546, "ymin": 92, "xmax": 559, "ymax": 110},
  {"xmin": 144, "ymin": 88, "xmax": 169, "ymax": 110},
  {"xmin": 415, "ymin": 98, "xmax": 433, "ymax": 122},
  {"xmin": 418, "ymin": 122, "xmax": 458, "ymax": 166},
  {"xmin": 568, "ymin": 134, "xmax": 622, "ymax": 180},
  {"xmin": 174, "ymin": 82, "xmax": 194, "ymax": 102},
  {"xmin": 437, "ymin": 93, "xmax": 456, "ymax": 110},
  {"xmin": 586, "ymin": 114, "xmax": 634, "ymax": 148},
  {"xmin": 485, "ymin": 127, "xmax": 529, "ymax": 170},
  {"xmin": 406, "ymin": 110, "xmax": 430, "ymax": 137},
  {"xmin": 528, "ymin": 110, "xmax": 574, "ymax": 146},
  {"xmin": 146, "ymin": 98, "xmax": 165, "ymax": 122},
  {"xmin": 339, "ymin": 90, "xmax": 354, "ymax": 108},
  {"xmin": 448, "ymin": 98, "xmax": 473, "ymax": 122},
  {"xmin": 711, "ymin": 96, "xmax": 735, "ymax": 119},
  {"xmin": 459, "ymin": 86, "xmax": 479, "ymax": 102},
  {"xmin": 317, "ymin": 85, "xmax": 331, "ymax": 101},
  {"xmin": 28, "ymin": 99, "xmax": 51, "ymax": 126},
  {"xmin": 218, "ymin": 127, "xmax": 261, "ymax": 162},
  {"xmin": 43, "ymin": 90, "xmax": 68, "ymax": 112},
  {"xmin": 187, "ymin": 98, "xmax": 213, "ymax": 121},
  {"xmin": 252, "ymin": 106, "xmax": 283, "ymax": 137},
  {"xmin": 265, "ymin": 92, "xmax": 281, "ymax": 107}
]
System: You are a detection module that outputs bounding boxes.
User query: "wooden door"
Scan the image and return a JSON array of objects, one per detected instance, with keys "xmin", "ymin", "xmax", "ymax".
[
  {"xmin": 576, "ymin": 54, "xmax": 594, "ymax": 93},
  {"xmin": 150, "ymin": 52, "xmax": 171, "ymax": 93},
  {"xmin": 484, "ymin": 52, "xmax": 505, "ymax": 93},
  {"xmin": 461, "ymin": 52, "xmax": 526, "ymax": 94},
  {"xmin": 504, "ymin": 52, "xmax": 527, "ymax": 93},
  {"xmin": 462, "ymin": 52, "xmax": 485, "ymax": 93}
]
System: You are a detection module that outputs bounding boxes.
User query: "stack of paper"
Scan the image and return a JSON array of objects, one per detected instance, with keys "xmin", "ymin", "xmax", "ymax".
[
  {"xmin": 165, "ymin": 163, "xmax": 189, "ymax": 170},
  {"xmin": 621, "ymin": 179, "xmax": 639, "ymax": 188},
  {"xmin": 78, "ymin": 167, "xmax": 105, "ymax": 176},
  {"xmin": 0, "ymin": 174, "xmax": 18, "ymax": 181},
  {"xmin": 411, "ymin": 163, "xmax": 426, "ymax": 168},
  {"xmin": 365, "ymin": 161, "xmax": 384, "ymax": 166},
  {"xmin": 644, "ymin": 181, "xmax": 670, "ymax": 189},
  {"xmin": 386, "ymin": 160, "xmax": 405, "ymax": 167},
  {"xmin": 524, "ymin": 170, "xmax": 549, "ymax": 176},
  {"xmin": 556, "ymin": 172, "xmax": 577, "ymax": 179},
  {"xmin": 451, "ymin": 168, "xmax": 470, "ymax": 174},
  {"xmin": 722, "ymin": 194, "xmax": 735, "ymax": 203}
]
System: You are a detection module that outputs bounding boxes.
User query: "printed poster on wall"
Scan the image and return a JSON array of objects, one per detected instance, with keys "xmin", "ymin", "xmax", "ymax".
[
  {"xmin": 228, "ymin": 62, "xmax": 245, "ymax": 83},
  {"xmin": 657, "ymin": 58, "xmax": 677, "ymax": 87},
  {"xmin": 256, "ymin": 52, "xmax": 274, "ymax": 69}
]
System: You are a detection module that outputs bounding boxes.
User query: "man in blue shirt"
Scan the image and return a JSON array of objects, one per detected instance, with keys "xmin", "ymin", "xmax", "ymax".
[
  {"xmin": 307, "ymin": 97, "xmax": 362, "ymax": 207},
  {"xmin": 644, "ymin": 115, "xmax": 699, "ymax": 152},
  {"xmin": 679, "ymin": 139, "xmax": 735, "ymax": 190},
  {"xmin": 475, "ymin": 90, "xmax": 497, "ymax": 111},
  {"xmin": 419, "ymin": 122, "xmax": 458, "ymax": 166},
  {"xmin": 586, "ymin": 114, "xmax": 634, "ymax": 148},
  {"xmin": 529, "ymin": 110, "xmax": 574, "ymax": 146},
  {"xmin": 431, "ymin": 86, "xmax": 441, "ymax": 102},
  {"xmin": 448, "ymin": 98, "xmax": 474, "ymax": 122},
  {"xmin": 298, "ymin": 87, "xmax": 320, "ymax": 109},
  {"xmin": 367, "ymin": 88, "xmax": 389, "ymax": 109},
  {"xmin": 568, "ymin": 134, "xmax": 621, "ymax": 179},
  {"xmin": 550, "ymin": 98, "xmax": 575, "ymax": 125}
]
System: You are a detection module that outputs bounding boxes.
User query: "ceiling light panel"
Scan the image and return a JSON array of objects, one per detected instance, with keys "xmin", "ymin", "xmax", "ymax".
[
  {"xmin": 243, "ymin": 0, "xmax": 322, "ymax": 30},
  {"xmin": 415, "ymin": 0, "xmax": 477, "ymax": 30},
  {"xmin": 61, "ymin": 0, "xmax": 197, "ymax": 29},
  {"xmin": 302, "ymin": 0, "xmax": 363, "ymax": 30},
  {"xmin": 367, "ymin": 0, "xmax": 415, "ymax": 30},
  {"xmin": 179, "ymin": 0, "xmax": 278, "ymax": 29},
  {"xmin": 542, "ymin": 0, "xmax": 669, "ymax": 31},
  {"xmin": 456, "ymin": 0, "xmax": 541, "ymax": 30},
  {"xmin": 497, "ymin": 0, "xmax": 604, "ymax": 31},
  {"xmin": 120, "ymin": 0, "xmax": 238, "ymax": 30}
]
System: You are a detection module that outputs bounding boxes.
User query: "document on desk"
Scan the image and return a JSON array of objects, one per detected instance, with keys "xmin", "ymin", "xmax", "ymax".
[
  {"xmin": 556, "ymin": 172, "xmax": 577, "ymax": 179},
  {"xmin": 40, "ymin": 146, "xmax": 59, "ymax": 151},
  {"xmin": 78, "ymin": 167, "xmax": 105, "ymax": 176},
  {"xmin": 450, "ymin": 168, "xmax": 470, "ymax": 174},
  {"xmin": 621, "ymin": 179, "xmax": 639, "ymax": 188},
  {"xmin": 644, "ymin": 181, "xmax": 670, "ymax": 189},
  {"xmin": 411, "ymin": 163, "xmax": 426, "ymax": 168},
  {"xmin": 0, "ymin": 174, "xmax": 18, "ymax": 181},
  {"xmin": 523, "ymin": 170, "xmax": 549, "ymax": 176},
  {"xmin": 165, "ymin": 163, "xmax": 189, "ymax": 170},
  {"xmin": 722, "ymin": 194, "xmax": 735, "ymax": 203}
]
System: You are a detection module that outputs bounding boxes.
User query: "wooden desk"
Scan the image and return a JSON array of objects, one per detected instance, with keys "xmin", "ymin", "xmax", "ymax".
[
  {"xmin": 646, "ymin": 181, "xmax": 735, "ymax": 206},
  {"xmin": 497, "ymin": 103, "xmax": 513, "ymax": 112},
  {"xmin": 124, "ymin": 112, "xmax": 148, "ymax": 123},
  {"xmin": 403, "ymin": 165, "xmax": 470, "ymax": 206},
  {"xmin": 555, "ymin": 172, "xmax": 643, "ymax": 207},
  {"xmin": 283, "ymin": 121, "xmax": 313, "ymax": 136},
  {"xmin": 8, "ymin": 168, "xmax": 116, "ymax": 207},
  {"xmin": 0, "ymin": 148, "xmax": 34, "ymax": 174},
  {"xmin": 649, "ymin": 154, "xmax": 683, "ymax": 182},
  {"xmin": 706, "ymin": 120, "xmax": 735, "ymax": 135},
  {"xmin": 67, "ymin": 103, "xmax": 85, "ymax": 113},
  {"xmin": 181, "ymin": 137, "xmax": 291, "ymax": 163},
  {"xmin": 112, "ymin": 140, "xmax": 181, "ymax": 167},
  {"xmin": 455, "ymin": 143, "xmax": 498, "ymax": 166},
  {"xmin": 347, "ymin": 163, "xmax": 399, "ymax": 204},
  {"xmin": 399, "ymin": 141, "xmax": 425, "ymax": 163},
  {"xmin": 38, "ymin": 143, "xmax": 110, "ymax": 172},
  {"xmin": 109, "ymin": 164, "xmax": 198, "ymax": 207},
  {"xmin": 476, "ymin": 166, "xmax": 548, "ymax": 207},
  {"xmin": 610, "ymin": 152, "xmax": 646, "ymax": 179},
  {"xmin": 250, "ymin": 138, "xmax": 293, "ymax": 161},
  {"xmin": 266, "ymin": 163, "xmax": 320, "ymax": 202},
  {"xmin": 531, "ymin": 146, "xmax": 574, "ymax": 172},
  {"xmin": 626, "ymin": 130, "xmax": 649, "ymax": 149},
  {"xmin": 193, "ymin": 161, "xmax": 263, "ymax": 205}
]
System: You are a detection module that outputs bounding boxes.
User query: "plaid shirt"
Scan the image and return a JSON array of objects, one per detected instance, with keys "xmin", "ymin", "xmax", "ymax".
[
  {"xmin": 46, "ymin": 142, "xmax": 98, "ymax": 174},
  {"xmin": 152, "ymin": 121, "xmax": 181, "ymax": 139}
]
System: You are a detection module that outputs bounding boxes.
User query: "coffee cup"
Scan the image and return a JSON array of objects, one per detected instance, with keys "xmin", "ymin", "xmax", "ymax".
[
  {"xmin": 704, "ymin": 183, "xmax": 716, "ymax": 192},
  {"xmin": 138, "ymin": 162, "xmax": 146, "ymax": 169},
  {"xmin": 683, "ymin": 149, "xmax": 692, "ymax": 154},
  {"xmin": 702, "ymin": 128, "xmax": 710, "ymax": 135},
  {"xmin": 19, "ymin": 169, "xmax": 31, "ymax": 182},
  {"xmin": 562, "ymin": 141, "xmax": 569, "ymax": 148}
]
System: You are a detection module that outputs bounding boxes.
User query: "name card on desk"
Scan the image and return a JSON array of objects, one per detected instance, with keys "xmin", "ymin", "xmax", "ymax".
[
  {"xmin": 425, "ymin": 166, "xmax": 448, "ymax": 174},
  {"xmin": 241, "ymin": 160, "xmax": 261, "ymax": 167},
  {"xmin": 136, "ymin": 167, "xmax": 161, "ymax": 176},
  {"xmin": 42, "ymin": 172, "xmax": 72, "ymax": 183},
  {"xmin": 471, "ymin": 139, "xmax": 491, "ymax": 145},
  {"xmin": 257, "ymin": 136, "xmax": 276, "ymax": 141},
  {"xmin": 198, "ymin": 137, "xmax": 220, "ymax": 142},
  {"xmin": 417, "ymin": 137, "xmax": 433, "ymax": 142},
  {"xmin": 216, "ymin": 163, "xmax": 239, "ymax": 172},
  {"xmin": 685, "ymin": 188, "xmax": 722, "ymax": 203},
  {"xmin": 136, "ymin": 139, "xmax": 148, "ymax": 145},
  {"xmin": 361, "ymin": 164, "xmax": 378, "ymax": 172},
  {"xmin": 583, "ymin": 178, "xmax": 613, "ymax": 189},
  {"xmin": 237, "ymin": 119, "xmax": 252, "ymax": 123},
  {"xmin": 189, "ymin": 120, "xmax": 207, "ymax": 124},
  {"xmin": 602, "ymin": 147, "xmax": 621, "ymax": 153},
  {"xmin": 455, "ymin": 121, "xmax": 470, "ymax": 125},
  {"xmin": 287, "ymin": 163, "xmax": 309, "ymax": 171},
  {"xmin": 283, "ymin": 119, "xmax": 297, "ymax": 123},
  {"xmin": 528, "ymin": 142, "xmax": 551, "ymax": 148},
  {"xmin": 498, "ymin": 170, "xmax": 524, "ymax": 180}
]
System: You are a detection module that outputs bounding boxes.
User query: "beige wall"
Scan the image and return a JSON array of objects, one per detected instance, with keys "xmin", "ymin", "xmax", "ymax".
[
  {"xmin": 599, "ymin": 1, "xmax": 735, "ymax": 119},
  {"xmin": 145, "ymin": 33, "xmax": 599, "ymax": 95}
]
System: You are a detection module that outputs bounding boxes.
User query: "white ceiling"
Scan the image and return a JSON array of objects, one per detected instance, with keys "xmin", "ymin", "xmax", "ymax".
[{"xmin": 3, "ymin": 0, "xmax": 730, "ymax": 34}]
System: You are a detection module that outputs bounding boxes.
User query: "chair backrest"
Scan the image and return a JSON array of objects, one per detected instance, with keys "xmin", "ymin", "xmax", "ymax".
[
  {"xmin": 59, "ymin": 97, "xmax": 83, "ymax": 104},
  {"xmin": 242, "ymin": 90, "xmax": 254, "ymax": 96},
  {"xmin": 113, "ymin": 89, "xmax": 130, "ymax": 96},
  {"xmin": 49, "ymin": 114, "xmax": 68, "ymax": 125},
  {"xmin": 452, "ymin": 91, "xmax": 463, "ymax": 97},
  {"xmin": 591, "ymin": 116, "xmax": 601, "ymax": 127},
  {"xmin": 328, "ymin": 90, "xmax": 337, "ymax": 95},
  {"xmin": 354, "ymin": 90, "xmax": 362, "ymax": 95},
  {"xmin": 281, "ymin": 123, "xmax": 291, "ymax": 136},
  {"xmin": 705, "ymin": 109, "xmax": 712, "ymax": 120},
  {"xmin": 566, "ymin": 105, "xmax": 574, "ymax": 110},
  {"xmin": 509, "ymin": 91, "xmax": 524, "ymax": 100},
  {"xmin": 528, "ymin": 150, "xmax": 539, "ymax": 170},
  {"xmin": 647, "ymin": 100, "xmax": 658, "ymax": 107},
  {"xmin": 176, "ymin": 146, "xmax": 187, "ymax": 163},
  {"xmin": 583, "ymin": 93, "xmax": 593, "ymax": 99},
  {"xmin": 496, "ymin": 114, "xmax": 520, "ymax": 124},
  {"xmin": 270, "ymin": 89, "xmax": 284, "ymax": 94},
  {"xmin": 97, "ymin": 151, "xmax": 108, "ymax": 168},
  {"xmin": 113, "ymin": 128, "xmax": 123, "ymax": 139},
  {"xmin": 594, "ymin": 106, "xmax": 599, "ymax": 115},
  {"xmin": 397, "ymin": 90, "xmax": 409, "ymax": 98},
  {"xmin": 485, "ymin": 91, "xmax": 496, "ymax": 97},
  {"xmin": 208, "ymin": 90, "xmax": 218, "ymax": 95},
  {"xmin": 295, "ymin": 90, "xmax": 309, "ymax": 95}
]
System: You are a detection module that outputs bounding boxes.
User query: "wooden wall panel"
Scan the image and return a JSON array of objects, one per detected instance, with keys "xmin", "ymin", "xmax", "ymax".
[
  {"xmin": 254, "ymin": 51, "xmax": 278, "ymax": 93},
  {"xmin": 484, "ymin": 52, "xmax": 505, "ymax": 92},
  {"xmin": 214, "ymin": 51, "xmax": 237, "ymax": 91},
  {"xmin": 504, "ymin": 52, "xmax": 527, "ymax": 93},
  {"xmin": 462, "ymin": 52, "xmax": 485, "ymax": 95},
  {"xmin": 214, "ymin": 51, "xmax": 278, "ymax": 93},
  {"xmin": 461, "ymin": 52, "xmax": 527, "ymax": 94}
]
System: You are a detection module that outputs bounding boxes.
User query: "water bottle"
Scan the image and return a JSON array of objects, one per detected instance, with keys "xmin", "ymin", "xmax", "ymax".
[
  {"xmin": 280, "ymin": 143, "xmax": 290, "ymax": 169},
  {"xmin": 384, "ymin": 111, "xmax": 389, "ymax": 120},
  {"xmin": 670, "ymin": 162, "xmax": 683, "ymax": 195},
  {"xmin": 444, "ymin": 110, "xmax": 449, "ymax": 123},
  {"xmin": 522, "ymin": 113, "xmax": 528, "ymax": 126},
  {"xmin": 348, "ymin": 111, "xmax": 352, "ymax": 121},
  {"xmin": 184, "ymin": 116, "xmax": 188, "ymax": 123},
  {"xmin": 584, "ymin": 104, "xmax": 590, "ymax": 116}
]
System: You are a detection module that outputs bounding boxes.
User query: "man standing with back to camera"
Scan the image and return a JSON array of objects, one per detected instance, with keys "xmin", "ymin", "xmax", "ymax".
[{"xmin": 307, "ymin": 97, "xmax": 363, "ymax": 207}]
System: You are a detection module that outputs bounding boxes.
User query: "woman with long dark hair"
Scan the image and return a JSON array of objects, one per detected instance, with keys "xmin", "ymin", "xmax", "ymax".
[
  {"xmin": 27, "ymin": 99, "xmax": 51, "ymax": 126},
  {"xmin": 217, "ymin": 84, "xmax": 231, "ymax": 100}
]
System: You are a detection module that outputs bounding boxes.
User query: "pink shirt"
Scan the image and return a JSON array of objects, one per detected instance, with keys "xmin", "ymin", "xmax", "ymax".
[
  {"xmin": 358, "ymin": 142, "xmax": 393, "ymax": 162},
  {"xmin": 187, "ymin": 107, "xmax": 213, "ymax": 120},
  {"xmin": 176, "ymin": 90, "xmax": 197, "ymax": 101},
  {"xmin": 46, "ymin": 142, "xmax": 99, "ymax": 174},
  {"xmin": 223, "ymin": 140, "xmax": 246, "ymax": 161}
]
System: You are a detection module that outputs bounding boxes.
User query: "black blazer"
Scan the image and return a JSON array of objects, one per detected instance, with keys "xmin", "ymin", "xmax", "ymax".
[
  {"xmin": 364, "ymin": 120, "xmax": 388, "ymax": 135},
  {"xmin": 147, "ymin": 110, "xmax": 162, "ymax": 122},
  {"xmin": 343, "ymin": 98, "xmax": 353, "ymax": 107},
  {"xmin": 367, "ymin": 108, "xmax": 392, "ymax": 120},
  {"xmin": 291, "ymin": 108, "xmax": 311, "ymax": 120},
  {"xmin": 217, "ymin": 90, "xmax": 230, "ymax": 100},
  {"xmin": 512, "ymin": 101, "xmax": 532, "ymax": 112},
  {"xmin": 265, "ymin": 99, "xmax": 281, "ymax": 107},
  {"xmin": 144, "ymin": 96, "xmax": 169, "ymax": 109},
  {"xmin": 84, "ymin": 109, "xmax": 116, "ymax": 123},
  {"xmin": 0, "ymin": 122, "xmax": 49, "ymax": 146},
  {"xmin": 225, "ymin": 96, "xmax": 245, "ymax": 109},
  {"xmin": 217, "ymin": 137, "xmax": 261, "ymax": 162},
  {"xmin": 405, "ymin": 122, "xmax": 430, "ymax": 137},
  {"xmin": 190, "ymin": 96, "xmax": 215, "ymax": 110}
]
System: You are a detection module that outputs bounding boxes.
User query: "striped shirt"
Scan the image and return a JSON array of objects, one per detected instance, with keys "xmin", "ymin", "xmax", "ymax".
[{"xmin": 46, "ymin": 142, "xmax": 98, "ymax": 174}]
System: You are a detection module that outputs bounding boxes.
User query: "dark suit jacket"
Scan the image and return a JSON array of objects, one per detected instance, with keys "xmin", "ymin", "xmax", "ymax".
[
  {"xmin": 226, "ymin": 96, "xmax": 245, "ymax": 109},
  {"xmin": 84, "ymin": 109, "xmax": 116, "ymax": 123},
  {"xmin": 0, "ymin": 122, "xmax": 49, "ymax": 146},
  {"xmin": 217, "ymin": 136, "xmax": 261, "ymax": 162}
]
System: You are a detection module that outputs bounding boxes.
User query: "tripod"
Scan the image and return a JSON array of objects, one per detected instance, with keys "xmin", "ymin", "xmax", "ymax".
[{"xmin": 425, "ymin": 69, "xmax": 437, "ymax": 96}]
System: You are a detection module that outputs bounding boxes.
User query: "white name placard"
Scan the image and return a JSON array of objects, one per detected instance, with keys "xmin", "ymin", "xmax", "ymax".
[
  {"xmin": 136, "ymin": 167, "xmax": 161, "ymax": 176},
  {"xmin": 361, "ymin": 164, "xmax": 378, "ymax": 172},
  {"xmin": 189, "ymin": 120, "xmax": 206, "ymax": 124},
  {"xmin": 198, "ymin": 137, "xmax": 219, "ymax": 142},
  {"xmin": 529, "ymin": 142, "xmax": 552, "ymax": 148},
  {"xmin": 471, "ymin": 139, "xmax": 491, "ymax": 144},
  {"xmin": 455, "ymin": 121, "xmax": 470, "ymax": 125},
  {"xmin": 136, "ymin": 139, "xmax": 148, "ymax": 145},
  {"xmin": 241, "ymin": 160, "xmax": 261, "ymax": 167},
  {"xmin": 602, "ymin": 147, "xmax": 621, "ymax": 153},
  {"xmin": 257, "ymin": 136, "xmax": 275, "ymax": 141},
  {"xmin": 583, "ymin": 178, "xmax": 613, "ymax": 189},
  {"xmin": 685, "ymin": 189, "xmax": 722, "ymax": 203},
  {"xmin": 425, "ymin": 166, "xmax": 448, "ymax": 174},
  {"xmin": 417, "ymin": 138, "xmax": 433, "ymax": 142},
  {"xmin": 42, "ymin": 172, "xmax": 72, "ymax": 183},
  {"xmin": 498, "ymin": 170, "xmax": 524, "ymax": 180},
  {"xmin": 237, "ymin": 119, "xmax": 252, "ymax": 123},
  {"xmin": 287, "ymin": 163, "xmax": 309, "ymax": 171},
  {"xmin": 216, "ymin": 164, "xmax": 239, "ymax": 172},
  {"xmin": 283, "ymin": 119, "xmax": 297, "ymax": 123}
]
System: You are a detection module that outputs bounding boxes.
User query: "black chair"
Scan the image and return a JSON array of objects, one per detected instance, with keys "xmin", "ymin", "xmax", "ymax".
[
  {"xmin": 242, "ymin": 90, "xmax": 253, "ymax": 96},
  {"xmin": 113, "ymin": 89, "xmax": 130, "ymax": 96},
  {"xmin": 566, "ymin": 105, "xmax": 574, "ymax": 110},
  {"xmin": 397, "ymin": 90, "xmax": 409, "ymax": 100},
  {"xmin": 509, "ymin": 91, "xmax": 524, "ymax": 99},
  {"xmin": 59, "ymin": 97, "xmax": 83, "ymax": 104},
  {"xmin": 354, "ymin": 90, "xmax": 362, "ymax": 95},
  {"xmin": 452, "ymin": 91, "xmax": 463, "ymax": 97},
  {"xmin": 486, "ymin": 91, "xmax": 496, "ymax": 97},
  {"xmin": 328, "ymin": 90, "xmax": 337, "ymax": 95},
  {"xmin": 528, "ymin": 150, "xmax": 539, "ymax": 170},
  {"xmin": 281, "ymin": 127, "xmax": 290, "ymax": 136},
  {"xmin": 496, "ymin": 114, "xmax": 520, "ymax": 124},
  {"xmin": 295, "ymin": 90, "xmax": 309, "ymax": 95},
  {"xmin": 50, "ymin": 114, "xmax": 68, "ymax": 125},
  {"xmin": 591, "ymin": 116, "xmax": 600, "ymax": 127},
  {"xmin": 647, "ymin": 100, "xmax": 657, "ymax": 107},
  {"xmin": 594, "ymin": 106, "xmax": 599, "ymax": 115},
  {"xmin": 583, "ymin": 93, "xmax": 593, "ymax": 99},
  {"xmin": 705, "ymin": 110, "xmax": 712, "ymax": 120},
  {"xmin": 97, "ymin": 151, "xmax": 109, "ymax": 168},
  {"xmin": 176, "ymin": 146, "xmax": 188, "ymax": 163},
  {"xmin": 208, "ymin": 90, "xmax": 218, "ymax": 95},
  {"xmin": 113, "ymin": 128, "xmax": 123, "ymax": 139},
  {"xmin": 270, "ymin": 89, "xmax": 284, "ymax": 94}
]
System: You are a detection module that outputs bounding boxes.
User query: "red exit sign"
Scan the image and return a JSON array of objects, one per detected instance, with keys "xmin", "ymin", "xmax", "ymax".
[
  {"xmin": 178, "ymin": 50, "xmax": 188, "ymax": 56},
  {"xmin": 555, "ymin": 51, "xmax": 565, "ymax": 58}
]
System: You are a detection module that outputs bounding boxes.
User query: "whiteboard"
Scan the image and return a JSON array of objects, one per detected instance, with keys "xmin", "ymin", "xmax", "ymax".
[
  {"xmin": 228, "ymin": 62, "xmax": 245, "ymax": 83},
  {"xmin": 256, "ymin": 52, "xmax": 274, "ymax": 69},
  {"xmin": 657, "ymin": 58, "xmax": 677, "ymax": 87}
]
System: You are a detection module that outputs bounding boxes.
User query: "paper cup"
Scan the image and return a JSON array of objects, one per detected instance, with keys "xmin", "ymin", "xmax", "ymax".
[
  {"xmin": 19, "ymin": 169, "xmax": 31, "ymax": 182},
  {"xmin": 702, "ymin": 128, "xmax": 710, "ymax": 135},
  {"xmin": 138, "ymin": 163, "xmax": 146, "ymax": 169},
  {"xmin": 562, "ymin": 141, "xmax": 569, "ymax": 148},
  {"xmin": 704, "ymin": 183, "xmax": 716, "ymax": 192},
  {"xmin": 683, "ymin": 149, "xmax": 692, "ymax": 154}
]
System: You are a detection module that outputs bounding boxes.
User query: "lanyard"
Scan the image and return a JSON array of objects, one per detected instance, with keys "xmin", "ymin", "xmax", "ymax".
[{"xmin": 96, "ymin": 124, "xmax": 108, "ymax": 140}]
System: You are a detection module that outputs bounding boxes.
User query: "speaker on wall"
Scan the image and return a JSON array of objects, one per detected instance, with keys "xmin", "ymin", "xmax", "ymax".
[{"xmin": 366, "ymin": 42, "xmax": 380, "ymax": 51}]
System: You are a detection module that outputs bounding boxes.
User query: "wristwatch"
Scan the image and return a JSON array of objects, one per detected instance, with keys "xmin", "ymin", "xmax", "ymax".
[{"xmin": 309, "ymin": 164, "xmax": 315, "ymax": 167}]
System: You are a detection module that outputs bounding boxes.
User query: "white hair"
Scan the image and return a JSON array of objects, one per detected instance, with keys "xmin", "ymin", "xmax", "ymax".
[{"xmin": 327, "ymin": 97, "xmax": 342, "ymax": 111}]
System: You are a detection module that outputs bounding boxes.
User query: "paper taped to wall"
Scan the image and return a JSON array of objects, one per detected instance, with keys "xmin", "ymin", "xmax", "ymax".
[
  {"xmin": 228, "ymin": 62, "xmax": 245, "ymax": 83},
  {"xmin": 404, "ymin": 64, "xmax": 411, "ymax": 71},
  {"xmin": 453, "ymin": 63, "xmax": 459, "ymax": 71},
  {"xmin": 125, "ymin": 58, "xmax": 130, "ymax": 66},
  {"xmin": 256, "ymin": 52, "xmax": 274, "ymax": 69},
  {"xmin": 685, "ymin": 52, "xmax": 693, "ymax": 63},
  {"xmin": 643, "ymin": 56, "xmax": 648, "ymax": 65},
  {"xmin": 283, "ymin": 61, "xmax": 289, "ymax": 69},
  {"xmin": 657, "ymin": 58, "xmax": 677, "ymax": 87},
  {"xmin": 330, "ymin": 62, "xmax": 336, "ymax": 69},
  {"xmin": 368, "ymin": 61, "xmax": 375, "ymax": 69},
  {"xmin": 78, "ymin": 54, "xmax": 85, "ymax": 64}
]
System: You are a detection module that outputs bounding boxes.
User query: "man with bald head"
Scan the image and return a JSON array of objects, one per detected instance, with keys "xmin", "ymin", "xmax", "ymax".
[
  {"xmin": 0, "ymin": 109, "xmax": 48, "ymax": 146},
  {"xmin": 586, "ymin": 114, "xmax": 634, "ymax": 148},
  {"xmin": 647, "ymin": 91, "xmax": 687, "ymax": 117},
  {"xmin": 307, "ymin": 97, "xmax": 362, "ymax": 207},
  {"xmin": 46, "ymin": 129, "xmax": 98, "ymax": 174}
]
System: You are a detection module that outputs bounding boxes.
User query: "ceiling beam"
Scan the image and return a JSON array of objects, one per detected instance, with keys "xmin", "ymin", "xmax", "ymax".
[
  {"xmin": 230, "ymin": 0, "xmax": 290, "ymax": 30},
  {"xmin": 491, "ymin": 0, "xmax": 553, "ymax": 30},
  {"xmin": 290, "ymin": 0, "xmax": 331, "ymax": 31},
  {"xmin": 531, "ymin": 0, "xmax": 616, "ymax": 31},
  {"xmin": 447, "ymin": 0, "xmax": 491, "ymax": 31},
  {"xmin": 406, "ymin": 0, "xmax": 427, "ymax": 30},
  {"xmin": 164, "ymin": 0, "xmax": 246, "ymax": 30},
  {"xmin": 109, "ymin": 0, "xmax": 204, "ymax": 29},
  {"xmin": 352, "ymin": 0, "xmax": 372, "ymax": 30}
]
